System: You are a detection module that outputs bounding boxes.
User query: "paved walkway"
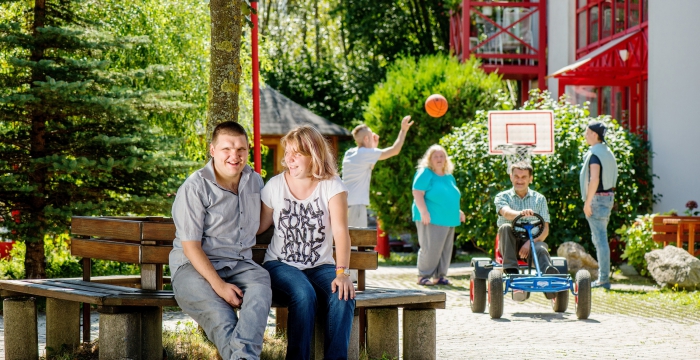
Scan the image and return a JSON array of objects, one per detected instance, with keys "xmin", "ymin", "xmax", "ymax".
[{"xmin": 2, "ymin": 264, "xmax": 700, "ymax": 359}]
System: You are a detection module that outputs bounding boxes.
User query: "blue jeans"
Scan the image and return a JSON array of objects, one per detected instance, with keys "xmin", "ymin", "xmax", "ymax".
[
  {"xmin": 263, "ymin": 261, "xmax": 355, "ymax": 360},
  {"xmin": 586, "ymin": 194, "xmax": 614, "ymax": 283}
]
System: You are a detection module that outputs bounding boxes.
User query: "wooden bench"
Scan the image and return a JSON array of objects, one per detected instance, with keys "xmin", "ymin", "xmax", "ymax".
[
  {"xmin": 652, "ymin": 215, "xmax": 700, "ymax": 257},
  {"xmin": 0, "ymin": 216, "xmax": 446, "ymax": 360}
]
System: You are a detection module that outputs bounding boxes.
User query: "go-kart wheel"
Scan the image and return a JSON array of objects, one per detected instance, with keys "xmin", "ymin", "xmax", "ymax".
[
  {"xmin": 470, "ymin": 271, "xmax": 486, "ymax": 313},
  {"xmin": 511, "ymin": 213, "xmax": 545, "ymax": 241},
  {"xmin": 488, "ymin": 270, "xmax": 504, "ymax": 319},
  {"xmin": 575, "ymin": 269, "xmax": 591, "ymax": 320},
  {"xmin": 552, "ymin": 289, "xmax": 569, "ymax": 313}
]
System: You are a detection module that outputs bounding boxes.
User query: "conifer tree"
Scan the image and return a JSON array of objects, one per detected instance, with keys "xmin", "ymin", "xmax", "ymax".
[{"xmin": 0, "ymin": 0, "xmax": 195, "ymax": 278}]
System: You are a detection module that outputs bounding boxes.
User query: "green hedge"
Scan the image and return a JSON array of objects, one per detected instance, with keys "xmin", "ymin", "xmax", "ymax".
[
  {"xmin": 441, "ymin": 91, "xmax": 655, "ymax": 254},
  {"xmin": 363, "ymin": 54, "xmax": 506, "ymax": 235}
]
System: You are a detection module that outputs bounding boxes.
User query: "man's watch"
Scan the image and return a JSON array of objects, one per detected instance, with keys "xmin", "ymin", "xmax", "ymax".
[{"xmin": 336, "ymin": 266, "xmax": 351, "ymax": 277}]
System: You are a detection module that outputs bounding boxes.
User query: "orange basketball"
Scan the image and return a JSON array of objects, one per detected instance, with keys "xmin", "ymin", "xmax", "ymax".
[{"xmin": 425, "ymin": 94, "xmax": 448, "ymax": 118}]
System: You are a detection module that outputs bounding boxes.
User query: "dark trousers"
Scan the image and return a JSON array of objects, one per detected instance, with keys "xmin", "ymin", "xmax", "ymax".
[{"xmin": 498, "ymin": 223, "xmax": 551, "ymax": 272}]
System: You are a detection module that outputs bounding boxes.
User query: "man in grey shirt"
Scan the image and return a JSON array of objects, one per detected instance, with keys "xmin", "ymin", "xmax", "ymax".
[{"xmin": 169, "ymin": 121, "xmax": 272, "ymax": 360}]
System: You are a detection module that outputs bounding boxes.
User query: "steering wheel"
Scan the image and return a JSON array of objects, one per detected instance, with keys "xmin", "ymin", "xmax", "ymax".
[{"xmin": 510, "ymin": 213, "xmax": 545, "ymax": 241}]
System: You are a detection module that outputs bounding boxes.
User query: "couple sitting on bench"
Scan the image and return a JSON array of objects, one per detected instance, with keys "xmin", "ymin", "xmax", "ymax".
[
  {"xmin": 169, "ymin": 122, "xmax": 354, "ymax": 360},
  {"xmin": 496, "ymin": 162, "xmax": 559, "ymax": 299}
]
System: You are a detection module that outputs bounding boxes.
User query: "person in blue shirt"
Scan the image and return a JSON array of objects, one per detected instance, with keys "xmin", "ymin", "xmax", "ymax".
[{"xmin": 412, "ymin": 145, "xmax": 465, "ymax": 286}]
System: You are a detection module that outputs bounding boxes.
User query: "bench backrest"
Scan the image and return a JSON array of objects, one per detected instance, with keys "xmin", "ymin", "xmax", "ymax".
[{"xmin": 70, "ymin": 216, "xmax": 379, "ymax": 290}]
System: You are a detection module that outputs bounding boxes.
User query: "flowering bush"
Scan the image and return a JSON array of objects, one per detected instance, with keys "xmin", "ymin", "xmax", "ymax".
[
  {"xmin": 617, "ymin": 214, "xmax": 661, "ymax": 276},
  {"xmin": 685, "ymin": 200, "xmax": 699, "ymax": 216}
]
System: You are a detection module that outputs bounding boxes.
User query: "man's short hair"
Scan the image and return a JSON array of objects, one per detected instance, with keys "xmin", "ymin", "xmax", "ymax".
[
  {"xmin": 351, "ymin": 124, "xmax": 371, "ymax": 146},
  {"xmin": 212, "ymin": 121, "xmax": 248, "ymax": 145},
  {"xmin": 509, "ymin": 161, "xmax": 533, "ymax": 176}
]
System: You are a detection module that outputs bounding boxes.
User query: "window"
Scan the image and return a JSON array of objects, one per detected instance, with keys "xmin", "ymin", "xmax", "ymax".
[
  {"xmin": 577, "ymin": 0, "xmax": 648, "ymax": 51},
  {"xmin": 590, "ymin": 5, "xmax": 599, "ymax": 43},
  {"xmin": 629, "ymin": 0, "xmax": 640, "ymax": 27}
]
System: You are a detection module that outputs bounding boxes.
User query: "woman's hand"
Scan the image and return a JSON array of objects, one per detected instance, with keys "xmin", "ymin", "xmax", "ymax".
[
  {"xmin": 459, "ymin": 210, "xmax": 466, "ymax": 223},
  {"xmin": 420, "ymin": 209, "xmax": 431, "ymax": 225},
  {"xmin": 331, "ymin": 274, "xmax": 356, "ymax": 301}
]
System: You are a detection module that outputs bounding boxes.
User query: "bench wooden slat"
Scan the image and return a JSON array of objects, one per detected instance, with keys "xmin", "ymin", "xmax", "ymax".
[
  {"xmin": 142, "ymin": 222, "xmax": 176, "ymax": 241},
  {"xmin": 71, "ymin": 238, "xmax": 141, "ymax": 263},
  {"xmin": 0, "ymin": 280, "xmax": 443, "ymax": 309},
  {"xmin": 71, "ymin": 217, "xmax": 142, "ymax": 241}
]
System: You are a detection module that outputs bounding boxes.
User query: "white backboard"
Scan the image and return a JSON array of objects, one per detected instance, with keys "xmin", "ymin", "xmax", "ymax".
[{"xmin": 487, "ymin": 110, "xmax": 555, "ymax": 155}]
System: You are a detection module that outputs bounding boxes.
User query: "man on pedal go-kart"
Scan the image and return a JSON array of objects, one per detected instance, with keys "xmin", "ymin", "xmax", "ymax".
[{"xmin": 495, "ymin": 161, "xmax": 559, "ymax": 299}]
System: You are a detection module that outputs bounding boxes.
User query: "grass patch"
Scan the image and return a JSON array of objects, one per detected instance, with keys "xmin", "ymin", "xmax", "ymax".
[{"xmin": 378, "ymin": 251, "xmax": 486, "ymax": 266}]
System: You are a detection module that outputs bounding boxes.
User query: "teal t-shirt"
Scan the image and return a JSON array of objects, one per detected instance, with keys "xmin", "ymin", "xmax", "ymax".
[{"xmin": 411, "ymin": 168, "xmax": 461, "ymax": 227}]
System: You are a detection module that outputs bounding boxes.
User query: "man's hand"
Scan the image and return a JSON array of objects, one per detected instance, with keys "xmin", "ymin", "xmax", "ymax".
[
  {"xmin": 518, "ymin": 209, "xmax": 535, "ymax": 217},
  {"xmin": 519, "ymin": 240, "xmax": 531, "ymax": 259},
  {"xmin": 331, "ymin": 274, "xmax": 356, "ymax": 301},
  {"xmin": 214, "ymin": 282, "xmax": 244, "ymax": 308},
  {"xmin": 583, "ymin": 201, "xmax": 593, "ymax": 217},
  {"xmin": 400, "ymin": 115, "xmax": 414, "ymax": 132}
]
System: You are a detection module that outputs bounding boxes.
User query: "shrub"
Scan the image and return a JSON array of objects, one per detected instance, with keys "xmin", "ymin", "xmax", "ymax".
[
  {"xmin": 363, "ymin": 54, "xmax": 506, "ymax": 235},
  {"xmin": 617, "ymin": 214, "xmax": 661, "ymax": 276},
  {"xmin": 441, "ymin": 90, "xmax": 655, "ymax": 254}
]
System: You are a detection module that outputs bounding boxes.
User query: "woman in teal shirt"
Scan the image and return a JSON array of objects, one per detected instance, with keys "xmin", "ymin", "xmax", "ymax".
[{"xmin": 412, "ymin": 145, "xmax": 465, "ymax": 286}]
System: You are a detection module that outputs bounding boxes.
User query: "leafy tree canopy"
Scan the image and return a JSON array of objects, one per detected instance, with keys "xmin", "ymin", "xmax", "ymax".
[{"xmin": 0, "ymin": 0, "xmax": 197, "ymax": 278}]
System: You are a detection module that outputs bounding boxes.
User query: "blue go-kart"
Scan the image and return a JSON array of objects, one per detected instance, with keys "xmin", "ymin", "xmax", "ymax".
[{"xmin": 469, "ymin": 213, "xmax": 592, "ymax": 320}]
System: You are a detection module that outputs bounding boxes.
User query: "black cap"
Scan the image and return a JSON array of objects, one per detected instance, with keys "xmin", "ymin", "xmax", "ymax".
[{"xmin": 587, "ymin": 121, "xmax": 606, "ymax": 142}]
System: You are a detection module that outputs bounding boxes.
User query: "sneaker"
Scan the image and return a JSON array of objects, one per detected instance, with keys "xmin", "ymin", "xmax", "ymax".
[
  {"xmin": 544, "ymin": 266, "xmax": 559, "ymax": 300},
  {"xmin": 591, "ymin": 280, "xmax": 611, "ymax": 290},
  {"xmin": 504, "ymin": 268, "xmax": 519, "ymax": 275}
]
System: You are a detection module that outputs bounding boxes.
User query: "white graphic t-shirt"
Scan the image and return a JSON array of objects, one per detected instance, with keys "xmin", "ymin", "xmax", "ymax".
[
  {"xmin": 262, "ymin": 173, "xmax": 348, "ymax": 270},
  {"xmin": 342, "ymin": 147, "xmax": 382, "ymax": 206}
]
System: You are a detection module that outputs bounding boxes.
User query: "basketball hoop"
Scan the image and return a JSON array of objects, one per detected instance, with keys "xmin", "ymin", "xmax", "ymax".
[
  {"xmin": 496, "ymin": 144, "xmax": 535, "ymax": 174},
  {"xmin": 487, "ymin": 110, "xmax": 554, "ymax": 174}
]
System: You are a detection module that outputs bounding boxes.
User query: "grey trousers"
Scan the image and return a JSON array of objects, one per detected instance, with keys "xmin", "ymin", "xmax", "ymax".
[
  {"xmin": 171, "ymin": 261, "xmax": 272, "ymax": 360},
  {"xmin": 498, "ymin": 223, "xmax": 551, "ymax": 272},
  {"xmin": 347, "ymin": 204, "xmax": 368, "ymax": 227},
  {"xmin": 416, "ymin": 222, "xmax": 455, "ymax": 278}
]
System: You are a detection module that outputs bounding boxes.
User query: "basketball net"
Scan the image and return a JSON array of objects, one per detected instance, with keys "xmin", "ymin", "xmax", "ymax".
[{"xmin": 496, "ymin": 144, "xmax": 535, "ymax": 174}]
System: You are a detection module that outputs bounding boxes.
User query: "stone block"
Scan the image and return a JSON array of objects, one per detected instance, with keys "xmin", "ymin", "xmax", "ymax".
[
  {"xmin": 99, "ymin": 312, "xmax": 141, "ymax": 360},
  {"xmin": 46, "ymin": 298, "xmax": 80, "ymax": 356},
  {"xmin": 3, "ymin": 297, "xmax": 38, "ymax": 360},
  {"xmin": 557, "ymin": 241, "xmax": 599, "ymax": 280},
  {"xmin": 403, "ymin": 308, "xmax": 436, "ymax": 360},
  {"xmin": 366, "ymin": 308, "xmax": 398, "ymax": 359}
]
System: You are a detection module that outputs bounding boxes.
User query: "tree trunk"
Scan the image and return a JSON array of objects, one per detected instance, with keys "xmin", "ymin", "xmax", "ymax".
[
  {"xmin": 207, "ymin": 0, "xmax": 244, "ymax": 140},
  {"xmin": 26, "ymin": 0, "xmax": 48, "ymax": 279}
]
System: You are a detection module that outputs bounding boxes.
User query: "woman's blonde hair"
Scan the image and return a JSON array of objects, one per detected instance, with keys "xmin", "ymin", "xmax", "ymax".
[
  {"xmin": 281, "ymin": 125, "xmax": 338, "ymax": 180},
  {"xmin": 417, "ymin": 144, "xmax": 454, "ymax": 174}
]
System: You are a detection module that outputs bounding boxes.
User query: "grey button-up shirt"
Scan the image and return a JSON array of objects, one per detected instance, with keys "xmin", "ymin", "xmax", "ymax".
[{"xmin": 169, "ymin": 160, "xmax": 263, "ymax": 276}]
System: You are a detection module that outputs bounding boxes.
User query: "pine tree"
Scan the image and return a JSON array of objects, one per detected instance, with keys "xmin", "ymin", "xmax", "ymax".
[{"xmin": 0, "ymin": 0, "xmax": 196, "ymax": 278}]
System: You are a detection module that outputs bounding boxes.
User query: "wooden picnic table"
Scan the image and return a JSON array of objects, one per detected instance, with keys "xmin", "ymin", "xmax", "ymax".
[{"xmin": 661, "ymin": 217, "xmax": 700, "ymax": 257}]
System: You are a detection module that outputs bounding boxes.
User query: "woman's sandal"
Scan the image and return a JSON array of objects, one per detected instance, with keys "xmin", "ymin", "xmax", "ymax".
[
  {"xmin": 417, "ymin": 277, "xmax": 434, "ymax": 286},
  {"xmin": 435, "ymin": 277, "xmax": 451, "ymax": 286}
]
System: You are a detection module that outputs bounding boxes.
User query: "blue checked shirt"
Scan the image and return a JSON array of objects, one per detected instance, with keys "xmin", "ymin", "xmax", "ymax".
[{"xmin": 495, "ymin": 188, "xmax": 550, "ymax": 236}]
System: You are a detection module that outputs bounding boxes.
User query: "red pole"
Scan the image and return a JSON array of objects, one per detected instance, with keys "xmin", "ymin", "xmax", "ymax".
[
  {"xmin": 375, "ymin": 220, "xmax": 390, "ymax": 259},
  {"xmin": 251, "ymin": 0, "xmax": 262, "ymax": 173}
]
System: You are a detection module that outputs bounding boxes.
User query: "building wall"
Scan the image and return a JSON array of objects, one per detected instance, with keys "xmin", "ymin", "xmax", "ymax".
[
  {"xmin": 648, "ymin": 0, "xmax": 700, "ymax": 212},
  {"xmin": 546, "ymin": 0, "xmax": 575, "ymax": 95}
]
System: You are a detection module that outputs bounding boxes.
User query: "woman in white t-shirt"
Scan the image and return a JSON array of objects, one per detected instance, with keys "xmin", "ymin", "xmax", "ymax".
[{"xmin": 258, "ymin": 125, "xmax": 355, "ymax": 360}]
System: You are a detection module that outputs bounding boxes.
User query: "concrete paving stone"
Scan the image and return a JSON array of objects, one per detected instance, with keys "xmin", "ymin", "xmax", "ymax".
[{"xmin": 1, "ymin": 263, "xmax": 699, "ymax": 359}]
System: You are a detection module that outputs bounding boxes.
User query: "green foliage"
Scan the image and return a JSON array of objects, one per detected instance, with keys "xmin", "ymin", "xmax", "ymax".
[
  {"xmin": 0, "ymin": 0, "xmax": 198, "ymax": 277},
  {"xmin": 0, "ymin": 234, "xmax": 141, "ymax": 279},
  {"xmin": 364, "ymin": 54, "xmax": 505, "ymax": 235},
  {"xmin": 262, "ymin": 0, "xmax": 451, "ymax": 128},
  {"xmin": 617, "ymin": 214, "xmax": 661, "ymax": 276},
  {"xmin": 442, "ymin": 90, "xmax": 656, "ymax": 254}
]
